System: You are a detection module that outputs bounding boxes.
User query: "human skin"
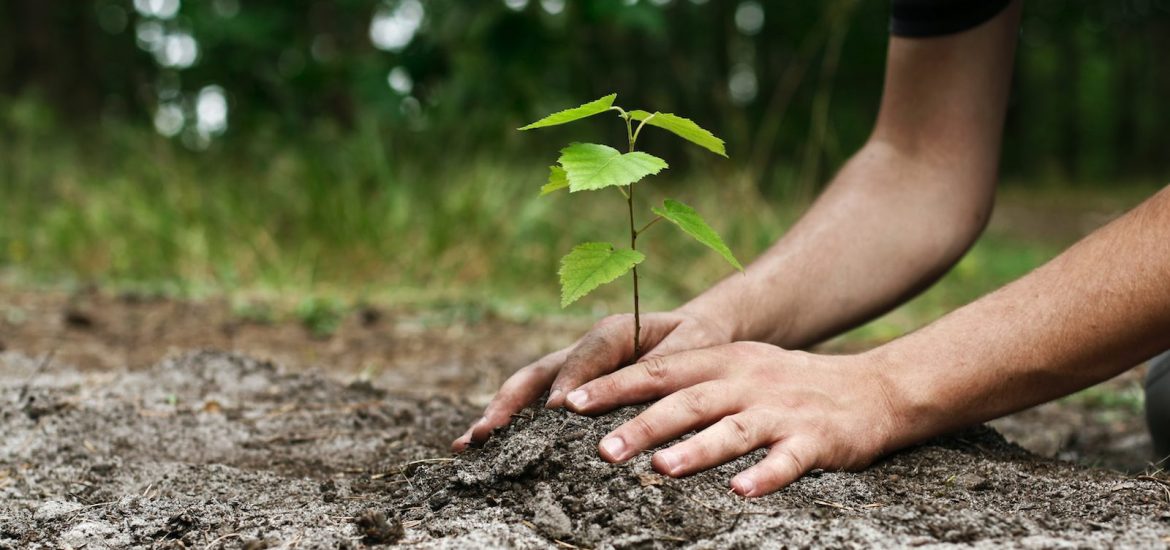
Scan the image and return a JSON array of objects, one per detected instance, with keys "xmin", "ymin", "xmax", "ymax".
[{"xmin": 454, "ymin": 1, "xmax": 1170, "ymax": 496}]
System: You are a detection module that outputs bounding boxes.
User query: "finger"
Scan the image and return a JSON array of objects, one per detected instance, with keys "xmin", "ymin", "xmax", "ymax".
[
  {"xmin": 546, "ymin": 315, "xmax": 639, "ymax": 408},
  {"xmin": 730, "ymin": 438, "xmax": 819, "ymax": 497},
  {"xmin": 564, "ymin": 346, "xmax": 729, "ymax": 415},
  {"xmin": 456, "ymin": 347, "xmax": 570, "ymax": 450},
  {"xmin": 596, "ymin": 380, "xmax": 737, "ymax": 463},
  {"xmin": 638, "ymin": 312, "xmax": 725, "ymax": 362},
  {"xmin": 651, "ymin": 411, "xmax": 773, "ymax": 477}
]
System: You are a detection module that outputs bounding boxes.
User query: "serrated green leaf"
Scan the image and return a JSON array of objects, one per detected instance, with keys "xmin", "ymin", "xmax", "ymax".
[
  {"xmin": 558, "ymin": 242, "xmax": 645, "ymax": 307},
  {"xmin": 540, "ymin": 165, "xmax": 569, "ymax": 195},
  {"xmin": 558, "ymin": 143, "xmax": 668, "ymax": 192},
  {"xmin": 630, "ymin": 110, "xmax": 727, "ymax": 157},
  {"xmin": 519, "ymin": 94, "xmax": 618, "ymax": 130},
  {"xmin": 652, "ymin": 199, "xmax": 742, "ymax": 271}
]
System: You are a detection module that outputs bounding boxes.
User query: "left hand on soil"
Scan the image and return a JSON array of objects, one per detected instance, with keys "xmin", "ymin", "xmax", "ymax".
[{"xmin": 562, "ymin": 342, "xmax": 901, "ymax": 497}]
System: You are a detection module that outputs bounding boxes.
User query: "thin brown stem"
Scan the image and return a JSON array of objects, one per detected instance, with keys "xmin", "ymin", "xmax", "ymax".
[
  {"xmin": 619, "ymin": 107, "xmax": 641, "ymax": 357},
  {"xmin": 628, "ymin": 183, "xmax": 641, "ymax": 357},
  {"xmin": 636, "ymin": 215, "xmax": 664, "ymax": 236}
]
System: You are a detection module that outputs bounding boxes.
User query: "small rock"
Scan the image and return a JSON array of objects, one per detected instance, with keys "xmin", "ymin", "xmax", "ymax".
[
  {"xmin": 428, "ymin": 489, "xmax": 451, "ymax": 511},
  {"xmin": 354, "ymin": 510, "xmax": 404, "ymax": 545},
  {"xmin": 34, "ymin": 500, "xmax": 83, "ymax": 521},
  {"xmin": 60, "ymin": 520, "xmax": 131, "ymax": 548},
  {"xmin": 955, "ymin": 473, "xmax": 991, "ymax": 491}
]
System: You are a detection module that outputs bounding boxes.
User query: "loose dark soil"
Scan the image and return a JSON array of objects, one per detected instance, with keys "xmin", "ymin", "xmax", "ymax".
[
  {"xmin": 0, "ymin": 284, "xmax": 1156, "ymax": 472},
  {"xmin": 3, "ymin": 350, "xmax": 1169, "ymax": 548}
]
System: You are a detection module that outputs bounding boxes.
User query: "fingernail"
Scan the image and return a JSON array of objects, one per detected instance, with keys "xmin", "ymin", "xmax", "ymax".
[
  {"xmin": 732, "ymin": 475, "xmax": 756, "ymax": 497},
  {"xmin": 545, "ymin": 389, "xmax": 563, "ymax": 408},
  {"xmin": 656, "ymin": 450, "xmax": 683, "ymax": 475},
  {"xmin": 599, "ymin": 436, "xmax": 627, "ymax": 461},
  {"xmin": 565, "ymin": 389, "xmax": 588, "ymax": 409}
]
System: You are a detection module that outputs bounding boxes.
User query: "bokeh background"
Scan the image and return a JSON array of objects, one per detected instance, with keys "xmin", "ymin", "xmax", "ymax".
[{"xmin": 1, "ymin": 0, "xmax": 1167, "ymax": 342}]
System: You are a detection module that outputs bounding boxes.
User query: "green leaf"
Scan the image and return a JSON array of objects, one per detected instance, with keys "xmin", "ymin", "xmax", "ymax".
[
  {"xmin": 540, "ymin": 165, "xmax": 569, "ymax": 195},
  {"xmin": 558, "ymin": 143, "xmax": 668, "ymax": 192},
  {"xmin": 558, "ymin": 242, "xmax": 645, "ymax": 307},
  {"xmin": 519, "ymin": 94, "xmax": 618, "ymax": 130},
  {"xmin": 652, "ymin": 199, "xmax": 743, "ymax": 271},
  {"xmin": 629, "ymin": 110, "xmax": 727, "ymax": 157}
]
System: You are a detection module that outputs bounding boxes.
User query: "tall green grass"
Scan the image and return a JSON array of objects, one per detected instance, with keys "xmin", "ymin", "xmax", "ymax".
[
  {"xmin": 0, "ymin": 97, "xmax": 795, "ymax": 314},
  {"xmin": 3, "ymin": 96, "xmax": 1149, "ymax": 343}
]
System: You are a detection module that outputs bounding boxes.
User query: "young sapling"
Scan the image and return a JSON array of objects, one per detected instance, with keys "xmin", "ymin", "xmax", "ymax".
[{"xmin": 519, "ymin": 93, "xmax": 742, "ymax": 356}]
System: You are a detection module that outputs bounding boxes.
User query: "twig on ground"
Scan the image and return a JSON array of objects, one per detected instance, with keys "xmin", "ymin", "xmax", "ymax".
[
  {"xmin": 203, "ymin": 532, "xmax": 241, "ymax": 550},
  {"xmin": 282, "ymin": 530, "xmax": 304, "ymax": 549},
  {"xmin": 403, "ymin": 458, "xmax": 456, "ymax": 467},
  {"xmin": 18, "ymin": 348, "xmax": 56, "ymax": 401},
  {"xmin": 1134, "ymin": 475, "xmax": 1170, "ymax": 503},
  {"xmin": 814, "ymin": 499, "xmax": 852, "ymax": 511}
]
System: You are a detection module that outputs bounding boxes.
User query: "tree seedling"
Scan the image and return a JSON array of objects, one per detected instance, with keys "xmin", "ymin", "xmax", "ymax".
[{"xmin": 519, "ymin": 93, "xmax": 742, "ymax": 356}]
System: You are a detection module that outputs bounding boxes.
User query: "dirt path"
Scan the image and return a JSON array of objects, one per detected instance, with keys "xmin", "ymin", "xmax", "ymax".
[{"xmin": 3, "ymin": 351, "xmax": 1169, "ymax": 548}]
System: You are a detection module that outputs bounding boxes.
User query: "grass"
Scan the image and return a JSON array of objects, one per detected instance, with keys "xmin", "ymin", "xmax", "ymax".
[{"xmin": 1, "ymin": 96, "xmax": 1163, "ymax": 346}]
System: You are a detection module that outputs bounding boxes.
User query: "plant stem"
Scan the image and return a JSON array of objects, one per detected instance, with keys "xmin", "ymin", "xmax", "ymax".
[
  {"xmin": 627, "ymin": 182, "xmax": 641, "ymax": 358},
  {"xmin": 619, "ymin": 111, "xmax": 642, "ymax": 358},
  {"xmin": 636, "ymin": 215, "xmax": 663, "ymax": 236}
]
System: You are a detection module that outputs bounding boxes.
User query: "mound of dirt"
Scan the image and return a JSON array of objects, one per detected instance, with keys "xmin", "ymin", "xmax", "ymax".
[
  {"xmin": 403, "ymin": 405, "xmax": 1170, "ymax": 548},
  {"xmin": 2, "ymin": 351, "xmax": 1168, "ymax": 548}
]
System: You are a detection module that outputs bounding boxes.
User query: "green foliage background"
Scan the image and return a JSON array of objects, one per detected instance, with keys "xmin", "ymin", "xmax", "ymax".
[
  {"xmin": 0, "ymin": 1, "xmax": 1167, "ymax": 335},
  {"xmin": 3, "ymin": 1, "xmax": 1167, "ymax": 181}
]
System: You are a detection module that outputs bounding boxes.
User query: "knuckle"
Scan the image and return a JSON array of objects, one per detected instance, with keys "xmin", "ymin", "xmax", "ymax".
[
  {"xmin": 627, "ymin": 415, "xmax": 658, "ymax": 441},
  {"xmin": 677, "ymin": 387, "xmax": 707, "ymax": 417},
  {"xmin": 642, "ymin": 357, "xmax": 670, "ymax": 382},
  {"xmin": 722, "ymin": 415, "xmax": 755, "ymax": 448},
  {"xmin": 596, "ymin": 375, "xmax": 620, "ymax": 396},
  {"xmin": 776, "ymin": 446, "xmax": 806, "ymax": 477}
]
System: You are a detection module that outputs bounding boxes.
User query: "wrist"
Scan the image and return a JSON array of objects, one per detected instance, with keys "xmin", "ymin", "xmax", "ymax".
[{"xmin": 856, "ymin": 346, "xmax": 930, "ymax": 454}]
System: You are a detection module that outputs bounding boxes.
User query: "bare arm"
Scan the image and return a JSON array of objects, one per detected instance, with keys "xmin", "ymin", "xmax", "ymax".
[
  {"xmin": 874, "ymin": 185, "xmax": 1170, "ymax": 450},
  {"xmin": 684, "ymin": 1, "xmax": 1021, "ymax": 347},
  {"xmin": 563, "ymin": 188, "xmax": 1170, "ymax": 496}
]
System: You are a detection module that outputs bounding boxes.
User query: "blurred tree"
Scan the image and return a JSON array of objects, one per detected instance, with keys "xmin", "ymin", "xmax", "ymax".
[{"xmin": 0, "ymin": 0, "xmax": 1166, "ymax": 186}]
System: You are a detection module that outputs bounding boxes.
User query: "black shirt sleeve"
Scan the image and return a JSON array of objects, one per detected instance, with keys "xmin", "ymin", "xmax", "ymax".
[{"xmin": 890, "ymin": 0, "xmax": 1012, "ymax": 37}]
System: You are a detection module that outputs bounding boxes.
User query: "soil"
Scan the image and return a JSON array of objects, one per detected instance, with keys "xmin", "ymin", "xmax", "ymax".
[
  {"xmin": 3, "ymin": 350, "xmax": 1169, "ymax": 549},
  {"xmin": 2, "ymin": 286, "xmax": 1168, "ymax": 547}
]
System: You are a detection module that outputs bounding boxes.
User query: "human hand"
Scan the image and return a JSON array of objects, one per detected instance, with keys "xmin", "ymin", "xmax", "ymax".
[
  {"xmin": 451, "ymin": 309, "xmax": 733, "ymax": 451},
  {"xmin": 562, "ymin": 342, "xmax": 900, "ymax": 497}
]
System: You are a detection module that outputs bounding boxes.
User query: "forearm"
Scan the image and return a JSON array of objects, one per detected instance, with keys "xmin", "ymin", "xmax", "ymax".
[
  {"xmin": 680, "ymin": 3, "xmax": 1019, "ymax": 348},
  {"xmin": 681, "ymin": 142, "xmax": 992, "ymax": 347},
  {"xmin": 871, "ymin": 186, "xmax": 1170, "ymax": 450}
]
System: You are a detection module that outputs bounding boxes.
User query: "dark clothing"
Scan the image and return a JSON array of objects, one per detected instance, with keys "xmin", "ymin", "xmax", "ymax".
[
  {"xmin": 1148, "ymin": 352, "xmax": 1170, "ymax": 461},
  {"xmin": 890, "ymin": 0, "xmax": 1012, "ymax": 37}
]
